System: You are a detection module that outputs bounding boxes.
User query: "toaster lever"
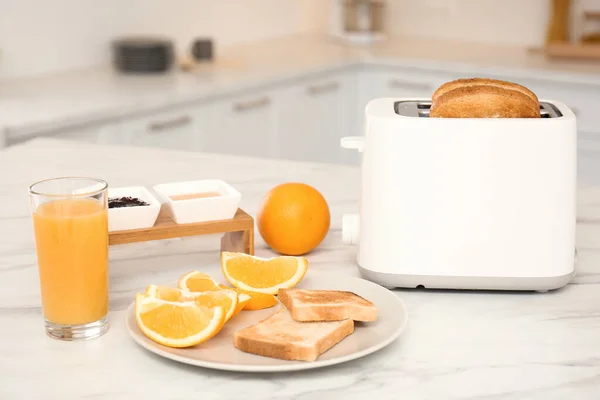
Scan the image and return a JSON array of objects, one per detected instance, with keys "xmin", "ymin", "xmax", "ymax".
[{"xmin": 341, "ymin": 136, "xmax": 365, "ymax": 152}]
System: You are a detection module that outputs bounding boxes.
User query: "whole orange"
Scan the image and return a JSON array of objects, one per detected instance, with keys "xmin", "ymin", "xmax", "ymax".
[{"xmin": 257, "ymin": 183, "xmax": 330, "ymax": 256}]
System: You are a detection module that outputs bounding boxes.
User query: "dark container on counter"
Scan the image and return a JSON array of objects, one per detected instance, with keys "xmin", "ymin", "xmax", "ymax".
[
  {"xmin": 191, "ymin": 38, "xmax": 214, "ymax": 62},
  {"xmin": 112, "ymin": 36, "xmax": 174, "ymax": 73}
]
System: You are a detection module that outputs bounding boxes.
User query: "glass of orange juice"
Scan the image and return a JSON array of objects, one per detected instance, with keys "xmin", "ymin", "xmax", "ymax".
[{"xmin": 29, "ymin": 177, "xmax": 109, "ymax": 340}]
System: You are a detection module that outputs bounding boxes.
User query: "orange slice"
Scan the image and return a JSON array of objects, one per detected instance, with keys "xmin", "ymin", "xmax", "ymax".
[
  {"xmin": 221, "ymin": 252, "xmax": 308, "ymax": 295},
  {"xmin": 145, "ymin": 284, "xmax": 238, "ymax": 322},
  {"xmin": 178, "ymin": 271, "xmax": 221, "ymax": 292},
  {"xmin": 219, "ymin": 284, "xmax": 278, "ymax": 310},
  {"xmin": 135, "ymin": 293, "xmax": 225, "ymax": 348},
  {"xmin": 192, "ymin": 290, "xmax": 238, "ymax": 322},
  {"xmin": 231, "ymin": 293, "xmax": 251, "ymax": 318},
  {"xmin": 144, "ymin": 285, "xmax": 186, "ymax": 302}
]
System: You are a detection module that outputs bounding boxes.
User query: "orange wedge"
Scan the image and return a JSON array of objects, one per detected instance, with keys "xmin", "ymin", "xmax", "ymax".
[
  {"xmin": 192, "ymin": 290, "xmax": 238, "ymax": 322},
  {"xmin": 231, "ymin": 293, "xmax": 251, "ymax": 318},
  {"xmin": 144, "ymin": 284, "xmax": 187, "ymax": 302},
  {"xmin": 178, "ymin": 271, "xmax": 221, "ymax": 292},
  {"xmin": 135, "ymin": 293, "xmax": 225, "ymax": 348},
  {"xmin": 220, "ymin": 284, "xmax": 278, "ymax": 310},
  {"xmin": 177, "ymin": 271, "xmax": 242, "ymax": 321},
  {"xmin": 145, "ymin": 284, "xmax": 238, "ymax": 322},
  {"xmin": 221, "ymin": 251, "xmax": 308, "ymax": 295}
]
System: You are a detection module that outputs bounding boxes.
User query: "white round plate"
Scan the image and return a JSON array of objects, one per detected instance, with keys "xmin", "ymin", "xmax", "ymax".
[{"xmin": 125, "ymin": 271, "xmax": 408, "ymax": 372}]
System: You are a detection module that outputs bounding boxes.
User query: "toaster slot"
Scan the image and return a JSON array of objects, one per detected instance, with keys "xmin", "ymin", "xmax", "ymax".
[
  {"xmin": 541, "ymin": 102, "xmax": 563, "ymax": 118},
  {"xmin": 394, "ymin": 101, "xmax": 564, "ymax": 118}
]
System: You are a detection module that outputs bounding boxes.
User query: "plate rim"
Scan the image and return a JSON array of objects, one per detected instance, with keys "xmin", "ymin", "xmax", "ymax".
[{"xmin": 125, "ymin": 273, "xmax": 408, "ymax": 372}]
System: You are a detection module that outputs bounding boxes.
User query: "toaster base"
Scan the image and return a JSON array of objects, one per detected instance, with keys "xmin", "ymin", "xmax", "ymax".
[{"xmin": 358, "ymin": 267, "xmax": 575, "ymax": 292}]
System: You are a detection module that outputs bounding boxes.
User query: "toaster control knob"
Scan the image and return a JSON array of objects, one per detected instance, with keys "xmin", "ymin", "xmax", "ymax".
[
  {"xmin": 340, "ymin": 136, "xmax": 365, "ymax": 152},
  {"xmin": 342, "ymin": 213, "xmax": 360, "ymax": 245}
]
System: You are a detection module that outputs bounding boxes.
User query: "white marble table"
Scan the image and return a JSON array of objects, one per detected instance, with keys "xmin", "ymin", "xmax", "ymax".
[{"xmin": 2, "ymin": 138, "xmax": 600, "ymax": 400}]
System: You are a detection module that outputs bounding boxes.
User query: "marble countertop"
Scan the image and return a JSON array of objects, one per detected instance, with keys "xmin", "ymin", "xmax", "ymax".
[
  {"xmin": 2, "ymin": 34, "xmax": 600, "ymax": 141},
  {"xmin": 2, "ymin": 138, "xmax": 600, "ymax": 399}
]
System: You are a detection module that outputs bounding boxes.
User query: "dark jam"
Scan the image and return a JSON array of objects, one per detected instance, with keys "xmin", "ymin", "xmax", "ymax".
[{"xmin": 108, "ymin": 196, "xmax": 149, "ymax": 208}]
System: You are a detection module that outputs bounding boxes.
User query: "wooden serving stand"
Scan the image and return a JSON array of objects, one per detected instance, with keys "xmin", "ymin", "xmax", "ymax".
[{"xmin": 108, "ymin": 207, "xmax": 254, "ymax": 255}]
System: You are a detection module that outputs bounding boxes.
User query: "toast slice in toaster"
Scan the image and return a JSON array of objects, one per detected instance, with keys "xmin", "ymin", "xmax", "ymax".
[
  {"xmin": 278, "ymin": 288, "xmax": 378, "ymax": 322},
  {"xmin": 234, "ymin": 307, "xmax": 354, "ymax": 362}
]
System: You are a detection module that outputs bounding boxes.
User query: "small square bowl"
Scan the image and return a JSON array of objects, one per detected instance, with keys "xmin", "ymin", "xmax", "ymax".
[
  {"xmin": 153, "ymin": 179, "xmax": 242, "ymax": 224},
  {"xmin": 108, "ymin": 186, "xmax": 161, "ymax": 232}
]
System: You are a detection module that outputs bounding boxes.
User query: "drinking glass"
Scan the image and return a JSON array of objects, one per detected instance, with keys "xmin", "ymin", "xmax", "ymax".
[{"xmin": 29, "ymin": 177, "xmax": 109, "ymax": 340}]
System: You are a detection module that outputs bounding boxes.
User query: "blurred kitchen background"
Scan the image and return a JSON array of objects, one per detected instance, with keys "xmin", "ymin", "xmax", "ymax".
[{"xmin": 1, "ymin": 0, "xmax": 599, "ymax": 180}]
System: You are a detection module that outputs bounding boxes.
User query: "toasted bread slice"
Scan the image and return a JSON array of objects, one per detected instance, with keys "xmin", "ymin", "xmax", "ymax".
[
  {"xmin": 431, "ymin": 78, "xmax": 539, "ymax": 104},
  {"xmin": 278, "ymin": 288, "xmax": 378, "ymax": 322},
  {"xmin": 429, "ymin": 78, "xmax": 540, "ymax": 118},
  {"xmin": 234, "ymin": 307, "xmax": 354, "ymax": 362},
  {"xmin": 429, "ymin": 85, "xmax": 540, "ymax": 118}
]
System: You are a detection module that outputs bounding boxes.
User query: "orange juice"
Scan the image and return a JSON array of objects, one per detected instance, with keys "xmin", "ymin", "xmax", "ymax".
[{"xmin": 33, "ymin": 198, "xmax": 108, "ymax": 325}]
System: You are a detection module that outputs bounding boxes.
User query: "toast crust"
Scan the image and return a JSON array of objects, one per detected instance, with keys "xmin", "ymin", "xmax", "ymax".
[
  {"xmin": 278, "ymin": 289, "xmax": 378, "ymax": 322},
  {"xmin": 233, "ymin": 307, "xmax": 355, "ymax": 362},
  {"xmin": 430, "ymin": 85, "xmax": 540, "ymax": 118},
  {"xmin": 430, "ymin": 78, "xmax": 540, "ymax": 118},
  {"xmin": 431, "ymin": 77, "xmax": 539, "ymax": 104}
]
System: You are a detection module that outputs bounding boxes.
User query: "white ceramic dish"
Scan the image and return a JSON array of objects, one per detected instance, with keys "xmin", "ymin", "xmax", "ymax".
[
  {"xmin": 125, "ymin": 271, "xmax": 408, "ymax": 372},
  {"xmin": 108, "ymin": 186, "xmax": 161, "ymax": 232},
  {"xmin": 153, "ymin": 180, "xmax": 242, "ymax": 224}
]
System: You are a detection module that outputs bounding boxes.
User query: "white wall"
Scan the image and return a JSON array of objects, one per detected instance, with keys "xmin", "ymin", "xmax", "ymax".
[
  {"xmin": 384, "ymin": 0, "xmax": 600, "ymax": 47},
  {"xmin": 385, "ymin": 0, "xmax": 548, "ymax": 47},
  {"xmin": 0, "ymin": 0, "xmax": 324, "ymax": 80},
  {"xmin": 2, "ymin": 0, "xmax": 598, "ymax": 81}
]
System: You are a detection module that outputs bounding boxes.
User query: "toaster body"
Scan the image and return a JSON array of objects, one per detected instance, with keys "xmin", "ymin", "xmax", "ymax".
[{"xmin": 341, "ymin": 98, "xmax": 577, "ymax": 291}]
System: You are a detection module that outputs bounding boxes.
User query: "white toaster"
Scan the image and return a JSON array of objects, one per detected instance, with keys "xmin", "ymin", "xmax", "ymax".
[{"xmin": 341, "ymin": 98, "xmax": 577, "ymax": 292}]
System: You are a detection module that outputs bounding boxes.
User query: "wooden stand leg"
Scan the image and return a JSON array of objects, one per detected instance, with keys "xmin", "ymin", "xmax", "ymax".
[
  {"xmin": 221, "ymin": 229, "xmax": 254, "ymax": 255},
  {"xmin": 245, "ymin": 228, "xmax": 254, "ymax": 255}
]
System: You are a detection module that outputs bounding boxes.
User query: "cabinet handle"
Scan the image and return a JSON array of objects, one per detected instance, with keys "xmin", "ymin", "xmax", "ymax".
[
  {"xmin": 233, "ymin": 96, "xmax": 270, "ymax": 112},
  {"xmin": 148, "ymin": 115, "xmax": 192, "ymax": 132},
  {"xmin": 388, "ymin": 79, "xmax": 432, "ymax": 91},
  {"xmin": 307, "ymin": 81, "xmax": 340, "ymax": 95}
]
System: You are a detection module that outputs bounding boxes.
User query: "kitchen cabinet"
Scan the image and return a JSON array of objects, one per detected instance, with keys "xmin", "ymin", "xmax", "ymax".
[
  {"xmin": 117, "ymin": 105, "xmax": 206, "ymax": 151},
  {"xmin": 8, "ymin": 60, "xmax": 600, "ymax": 174},
  {"xmin": 578, "ymin": 130, "xmax": 600, "ymax": 185},
  {"xmin": 54, "ymin": 128, "xmax": 101, "ymax": 143},
  {"xmin": 508, "ymin": 79, "xmax": 600, "ymax": 134},
  {"xmin": 359, "ymin": 68, "xmax": 449, "ymax": 103},
  {"xmin": 357, "ymin": 67, "xmax": 452, "ymax": 112},
  {"xmin": 508, "ymin": 78, "xmax": 600, "ymax": 185},
  {"xmin": 278, "ymin": 71, "xmax": 356, "ymax": 164},
  {"xmin": 355, "ymin": 66, "xmax": 454, "ymax": 150},
  {"xmin": 36, "ymin": 122, "xmax": 120, "ymax": 145},
  {"xmin": 204, "ymin": 90, "xmax": 278, "ymax": 158},
  {"xmin": 5, "ymin": 119, "xmax": 123, "ymax": 148}
]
